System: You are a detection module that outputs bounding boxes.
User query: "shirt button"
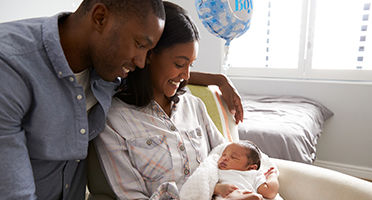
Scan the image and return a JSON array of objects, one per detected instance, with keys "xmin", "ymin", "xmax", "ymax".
[
  {"xmin": 76, "ymin": 160, "xmax": 81, "ymax": 162},
  {"xmin": 196, "ymin": 129, "xmax": 202, "ymax": 136},
  {"xmin": 65, "ymin": 184, "xmax": 69, "ymax": 189},
  {"xmin": 80, "ymin": 129, "xmax": 86, "ymax": 134},
  {"xmin": 77, "ymin": 95, "xmax": 83, "ymax": 100},
  {"xmin": 180, "ymin": 145, "xmax": 185, "ymax": 151},
  {"xmin": 58, "ymin": 71, "xmax": 62, "ymax": 76},
  {"xmin": 184, "ymin": 169, "xmax": 189, "ymax": 175},
  {"xmin": 146, "ymin": 140, "xmax": 152, "ymax": 145},
  {"xmin": 69, "ymin": 77, "xmax": 74, "ymax": 82},
  {"xmin": 170, "ymin": 125, "xmax": 176, "ymax": 131}
]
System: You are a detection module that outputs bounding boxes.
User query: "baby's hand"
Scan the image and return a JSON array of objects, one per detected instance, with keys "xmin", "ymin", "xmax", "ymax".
[
  {"xmin": 264, "ymin": 167, "xmax": 277, "ymax": 178},
  {"xmin": 214, "ymin": 183, "xmax": 239, "ymax": 197}
]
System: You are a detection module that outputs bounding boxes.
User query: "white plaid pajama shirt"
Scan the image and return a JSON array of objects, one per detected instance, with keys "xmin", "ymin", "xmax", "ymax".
[{"xmin": 95, "ymin": 94, "xmax": 226, "ymax": 199}]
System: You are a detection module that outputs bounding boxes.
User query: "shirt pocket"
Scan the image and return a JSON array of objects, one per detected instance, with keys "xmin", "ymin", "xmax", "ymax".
[
  {"xmin": 126, "ymin": 135, "xmax": 173, "ymax": 181},
  {"xmin": 185, "ymin": 126, "xmax": 208, "ymax": 163}
]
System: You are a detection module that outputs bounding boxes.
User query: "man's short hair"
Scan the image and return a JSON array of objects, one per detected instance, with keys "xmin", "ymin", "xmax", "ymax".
[{"xmin": 78, "ymin": 0, "xmax": 165, "ymax": 23}]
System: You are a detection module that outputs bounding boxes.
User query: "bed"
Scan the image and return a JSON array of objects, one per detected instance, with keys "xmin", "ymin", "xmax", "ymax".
[
  {"xmin": 238, "ymin": 94, "xmax": 334, "ymax": 164},
  {"xmin": 186, "ymin": 85, "xmax": 333, "ymax": 165}
]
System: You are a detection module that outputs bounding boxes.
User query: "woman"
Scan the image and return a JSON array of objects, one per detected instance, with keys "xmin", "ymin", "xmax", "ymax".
[{"xmin": 94, "ymin": 2, "xmax": 262, "ymax": 200}]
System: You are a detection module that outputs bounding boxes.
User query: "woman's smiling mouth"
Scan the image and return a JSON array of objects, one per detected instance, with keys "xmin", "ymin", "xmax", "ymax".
[{"xmin": 169, "ymin": 79, "xmax": 184, "ymax": 87}]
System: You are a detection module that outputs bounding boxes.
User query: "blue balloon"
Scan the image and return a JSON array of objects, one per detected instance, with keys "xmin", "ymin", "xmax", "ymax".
[
  {"xmin": 195, "ymin": 0, "xmax": 253, "ymax": 46},
  {"xmin": 195, "ymin": 0, "xmax": 253, "ymax": 70}
]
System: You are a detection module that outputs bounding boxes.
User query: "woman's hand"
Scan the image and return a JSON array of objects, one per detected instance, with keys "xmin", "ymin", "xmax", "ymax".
[
  {"xmin": 223, "ymin": 190, "xmax": 263, "ymax": 200},
  {"xmin": 188, "ymin": 72, "xmax": 244, "ymax": 124},
  {"xmin": 218, "ymin": 75, "xmax": 243, "ymax": 124},
  {"xmin": 214, "ymin": 183, "xmax": 238, "ymax": 197}
]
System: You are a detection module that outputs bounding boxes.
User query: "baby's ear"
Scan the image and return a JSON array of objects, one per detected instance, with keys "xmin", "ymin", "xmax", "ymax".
[{"xmin": 247, "ymin": 164, "xmax": 258, "ymax": 170}]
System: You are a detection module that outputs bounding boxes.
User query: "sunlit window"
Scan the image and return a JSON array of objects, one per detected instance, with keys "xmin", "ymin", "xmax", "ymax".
[
  {"xmin": 312, "ymin": 1, "xmax": 372, "ymax": 70},
  {"xmin": 227, "ymin": 0, "xmax": 372, "ymax": 81},
  {"xmin": 229, "ymin": 0, "xmax": 303, "ymax": 69}
]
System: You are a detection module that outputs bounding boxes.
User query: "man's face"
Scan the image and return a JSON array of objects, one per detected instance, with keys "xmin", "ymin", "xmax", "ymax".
[{"xmin": 92, "ymin": 13, "xmax": 164, "ymax": 82}]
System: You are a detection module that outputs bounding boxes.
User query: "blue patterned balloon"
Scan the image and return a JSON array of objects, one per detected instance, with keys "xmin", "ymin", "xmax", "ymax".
[
  {"xmin": 195, "ymin": 0, "xmax": 253, "ymax": 70},
  {"xmin": 195, "ymin": 0, "xmax": 253, "ymax": 45}
]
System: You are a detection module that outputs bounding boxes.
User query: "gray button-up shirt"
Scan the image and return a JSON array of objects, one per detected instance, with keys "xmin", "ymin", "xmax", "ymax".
[{"xmin": 0, "ymin": 12, "xmax": 120, "ymax": 199}]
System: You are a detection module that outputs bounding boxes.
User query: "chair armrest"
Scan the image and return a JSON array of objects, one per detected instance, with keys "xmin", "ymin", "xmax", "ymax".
[{"xmin": 272, "ymin": 158, "xmax": 372, "ymax": 200}]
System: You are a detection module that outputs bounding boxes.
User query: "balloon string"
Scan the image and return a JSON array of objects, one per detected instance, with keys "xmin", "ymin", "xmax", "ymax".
[{"xmin": 222, "ymin": 41, "xmax": 230, "ymax": 71}]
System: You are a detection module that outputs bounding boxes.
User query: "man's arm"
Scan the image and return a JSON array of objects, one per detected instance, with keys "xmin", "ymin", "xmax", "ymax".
[
  {"xmin": 0, "ymin": 132, "xmax": 36, "ymax": 199},
  {"xmin": 0, "ymin": 59, "xmax": 37, "ymax": 199},
  {"xmin": 189, "ymin": 71, "xmax": 243, "ymax": 124}
]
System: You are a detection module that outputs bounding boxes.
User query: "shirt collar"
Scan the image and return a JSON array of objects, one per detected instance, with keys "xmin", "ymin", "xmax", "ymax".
[
  {"xmin": 42, "ymin": 12, "xmax": 73, "ymax": 79},
  {"xmin": 151, "ymin": 100, "xmax": 179, "ymax": 119}
]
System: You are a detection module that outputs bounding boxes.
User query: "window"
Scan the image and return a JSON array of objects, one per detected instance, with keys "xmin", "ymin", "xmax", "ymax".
[{"xmin": 227, "ymin": 0, "xmax": 372, "ymax": 81}]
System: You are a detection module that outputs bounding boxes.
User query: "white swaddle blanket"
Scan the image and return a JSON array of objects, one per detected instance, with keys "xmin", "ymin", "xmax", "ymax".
[{"xmin": 179, "ymin": 142, "xmax": 282, "ymax": 200}]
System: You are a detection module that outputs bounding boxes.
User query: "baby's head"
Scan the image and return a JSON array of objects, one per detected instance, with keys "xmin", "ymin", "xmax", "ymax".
[{"xmin": 218, "ymin": 140, "xmax": 261, "ymax": 171}]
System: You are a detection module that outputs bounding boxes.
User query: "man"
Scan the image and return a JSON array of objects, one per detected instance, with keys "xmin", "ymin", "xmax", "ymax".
[{"xmin": 0, "ymin": 0, "xmax": 244, "ymax": 199}]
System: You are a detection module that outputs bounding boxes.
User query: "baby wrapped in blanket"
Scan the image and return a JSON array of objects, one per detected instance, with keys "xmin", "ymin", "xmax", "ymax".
[{"xmin": 179, "ymin": 141, "xmax": 283, "ymax": 200}]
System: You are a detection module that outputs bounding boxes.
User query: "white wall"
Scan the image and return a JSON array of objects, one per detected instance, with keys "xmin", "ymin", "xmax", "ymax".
[
  {"xmin": 0, "ymin": 0, "xmax": 82, "ymax": 23},
  {"xmin": 169, "ymin": 0, "xmax": 222, "ymax": 73},
  {"xmin": 170, "ymin": 0, "xmax": 372, "ymax": 180}
]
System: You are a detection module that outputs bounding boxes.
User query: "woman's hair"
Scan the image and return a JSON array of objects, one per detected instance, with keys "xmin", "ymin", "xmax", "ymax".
[
  {"xmin": 116, "ymin": 1, "xmax": 200, "ymax": 107},
  {"xmin": 151, "ymin": 1, "xmax": 200, "ymax": 54},
  {"xmin": 235, "ymin": 140, "xmax": 262, "ymax": 170}
]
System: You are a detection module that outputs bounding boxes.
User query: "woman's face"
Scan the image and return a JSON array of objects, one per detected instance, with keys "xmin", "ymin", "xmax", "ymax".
[{"xmin": 149, "ymin": 41, "xmax": 199, "ymax": 101}]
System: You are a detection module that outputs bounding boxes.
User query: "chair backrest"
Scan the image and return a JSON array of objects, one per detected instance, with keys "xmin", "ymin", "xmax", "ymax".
[
  {"xmin": 86, "ymin": 141, "xmax": 116, "ymax": 200},
  {"xmin": 187, "ymin": 84, "xmax": 239, "ymax": 142}
]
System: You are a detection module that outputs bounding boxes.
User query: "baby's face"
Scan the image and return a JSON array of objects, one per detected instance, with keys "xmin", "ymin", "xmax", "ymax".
[{"xmin": 218, "ymin": 143, "xmax": 249, "ymax": 171}]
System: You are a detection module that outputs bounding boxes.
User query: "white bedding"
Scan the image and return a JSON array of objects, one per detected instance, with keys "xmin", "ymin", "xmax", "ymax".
[{"xmin": 238, "ymin": 94, "xmax": 333, "ymax": 164}]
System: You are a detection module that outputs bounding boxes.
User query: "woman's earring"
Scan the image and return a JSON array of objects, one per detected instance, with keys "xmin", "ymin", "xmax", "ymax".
[{"xmin": 146, "ymin": 58, "xmax": 150, "ymax": 65}]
